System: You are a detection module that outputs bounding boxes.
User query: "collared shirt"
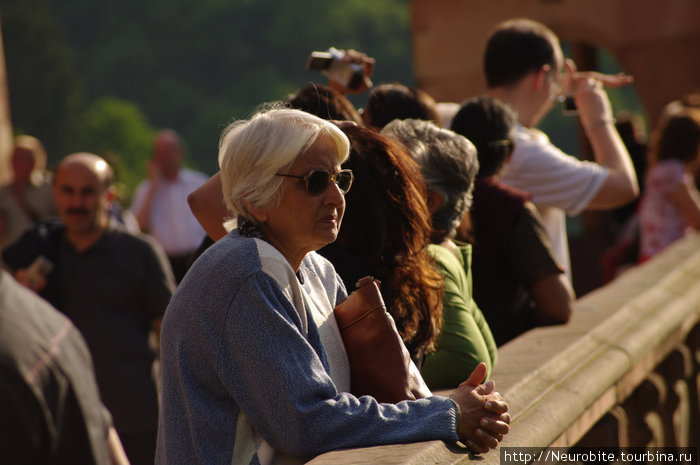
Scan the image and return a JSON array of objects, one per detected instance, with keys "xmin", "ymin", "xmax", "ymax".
[{"xmin": 131, "ymin": 168, "xmax": 209, "ymax": 255}]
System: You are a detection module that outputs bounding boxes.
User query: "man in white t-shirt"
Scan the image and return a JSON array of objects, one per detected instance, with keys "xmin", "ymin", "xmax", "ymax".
[
  {"xmin": 131, "ymin": 129, "xmax": 208, "ymax": 282},
  {"xmin": 482, "ymin": 18, "xmax": 639, "ymax": 284}
]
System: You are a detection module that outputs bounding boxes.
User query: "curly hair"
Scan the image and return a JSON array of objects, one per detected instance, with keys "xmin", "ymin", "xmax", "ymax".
[{"xmin": 338, "ymin": 125, "xmax": 444, "ymax": 355}]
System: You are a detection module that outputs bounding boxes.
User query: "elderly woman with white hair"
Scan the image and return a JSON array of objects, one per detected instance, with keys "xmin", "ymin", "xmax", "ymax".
[{"xmin": 156, "ymin": 106, "xmax": 509, "ymax": 464}]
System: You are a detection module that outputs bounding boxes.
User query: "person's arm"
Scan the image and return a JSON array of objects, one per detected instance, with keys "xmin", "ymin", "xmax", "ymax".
[
  {"xmin": 570, "ymin": 64, "xmax": 639, "ymax": 209},
  {"xmin": 530, "ymin": 273, "xmax": 573, "ymax": 325},
  {"xmin": 187, "ymin": 172, "xmax": 229, "ymax": 241},
  {"xmin": 214, "ymin": 273, "xmax": 506, "ymax": 456},
  {"xmin": 669, "ymin": 175, "xmax": 700, "ymax": 230},
  {"xmin": 107, "ymin": 427, "xmax": 131, "ymax": 465},
  {"xmin": 508, "ymin": 202, "xmax": 574, "ymax": 324}
]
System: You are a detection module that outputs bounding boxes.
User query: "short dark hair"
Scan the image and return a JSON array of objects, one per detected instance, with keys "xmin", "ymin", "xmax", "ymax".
[
  {"xmin": 451, "ymin": 96, "xmax": 517, "ymax": 178},
  {"xmin": 484, "ymin": 18, "xmax": 560, "ymax": 88},
  {"xmin": 285, "ymin": 84, "xmax": 363, "ymax": 125},
  {"xmin": 363, "ymin": 82, "xmax": 442, "ymax": 129}
]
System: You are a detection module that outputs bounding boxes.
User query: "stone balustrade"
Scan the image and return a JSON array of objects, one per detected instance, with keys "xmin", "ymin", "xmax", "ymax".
[{"xmin": 308, "ymin": 232, "xmax": 700, "ymax": 464}]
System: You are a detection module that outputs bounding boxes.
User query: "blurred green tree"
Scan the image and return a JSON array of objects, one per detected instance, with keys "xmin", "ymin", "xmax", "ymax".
[{"xmin": 81, "ymin": 96, "xmax": 155, "ymax": 204}]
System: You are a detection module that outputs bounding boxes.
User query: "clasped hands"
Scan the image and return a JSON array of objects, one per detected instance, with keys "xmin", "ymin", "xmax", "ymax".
[{"xmin": 449, "ymin": 362, "xmax": 510, "ymax": 454}]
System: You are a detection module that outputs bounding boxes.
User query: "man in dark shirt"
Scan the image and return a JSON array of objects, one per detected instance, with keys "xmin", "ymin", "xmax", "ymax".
[{"xmin": 3, "ymin": 152, "xmax": 175, "ymax": 465}]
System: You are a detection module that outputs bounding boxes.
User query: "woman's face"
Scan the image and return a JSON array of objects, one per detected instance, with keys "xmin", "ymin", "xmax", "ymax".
[{"xmin": 259, "ymin": 134, "xmax": 346, "ymax": 268}]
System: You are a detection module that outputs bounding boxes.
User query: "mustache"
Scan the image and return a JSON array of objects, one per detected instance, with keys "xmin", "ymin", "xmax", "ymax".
[{"xmin": 66, "ymin": 207, "xmax": 89, "ymax": 216}]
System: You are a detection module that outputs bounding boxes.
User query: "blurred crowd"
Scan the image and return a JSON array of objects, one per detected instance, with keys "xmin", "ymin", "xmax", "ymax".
[{"xmin": 1, "ymin": 16, "xmax": 699, "ymax": 465}]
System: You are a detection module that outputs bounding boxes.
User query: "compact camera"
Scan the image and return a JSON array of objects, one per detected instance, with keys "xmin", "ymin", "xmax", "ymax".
[
  {"xmin": 306, "ymin": 47, "xmax": 365, "ymax": 90},
  {"xmin": 561, "ymin": 95, "xmax": 578, "ymax": 116}
]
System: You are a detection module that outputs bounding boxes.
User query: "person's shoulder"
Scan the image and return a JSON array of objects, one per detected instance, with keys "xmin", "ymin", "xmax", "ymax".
[
  {"xmin": 653, "ymin": 159, "xmax": 685, "ymax": 176},
  {"xmin": 0, "ymin": 270, "xmax": 73, "ymax": 351},
  {"xmin": 191, "ymin": 230, "xmax": 260, "ymax": 276},
  {"xmin": 8, "ymin": 219, "xmax": 64, "ymax": 247},
  {"xmin": 427, "ymin": 243, "xmax": 464, "ymax": 275}
]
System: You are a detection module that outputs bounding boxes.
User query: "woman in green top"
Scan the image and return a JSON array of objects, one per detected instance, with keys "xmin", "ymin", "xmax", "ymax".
[{"xmin": 383, "ymin": 119, "xmax": 498, "ymax": 389}]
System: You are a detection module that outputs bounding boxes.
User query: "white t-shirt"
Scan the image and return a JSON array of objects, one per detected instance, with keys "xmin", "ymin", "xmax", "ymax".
[
  {"xmin": 131, "ymin": 168, "xmax": 209, "ymax": 255},
  {"xmin": 499, "ymin": 124, "xmax": 608, "ymax": 281}
]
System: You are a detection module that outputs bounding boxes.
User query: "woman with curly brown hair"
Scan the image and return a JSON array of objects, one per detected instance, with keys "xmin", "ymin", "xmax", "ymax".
[{"xmin": 318, "ymin": 125, "xmax": 444, "ymax": 358}]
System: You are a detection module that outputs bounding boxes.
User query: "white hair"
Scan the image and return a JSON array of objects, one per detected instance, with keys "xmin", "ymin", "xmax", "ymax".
[{"xmin": 218, "ymin": 105, "xmax": 350, "ymax": 230}]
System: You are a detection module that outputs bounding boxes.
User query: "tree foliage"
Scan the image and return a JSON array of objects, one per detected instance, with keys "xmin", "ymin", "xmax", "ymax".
[
  {"xmin": 41, "ymin": 0, "xmax": 412, "ymax": 179},
  {"xmin": 1, "ymin": 0, "xmax": 85, "ymax": 165}
]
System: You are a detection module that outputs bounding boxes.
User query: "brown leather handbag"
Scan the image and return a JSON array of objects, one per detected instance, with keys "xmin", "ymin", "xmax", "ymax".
[{"xmin": 334, "ymin": 276, "xmax": 432, "ymax": 403}]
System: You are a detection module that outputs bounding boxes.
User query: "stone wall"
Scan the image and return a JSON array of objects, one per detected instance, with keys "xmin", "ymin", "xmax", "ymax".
[
  {"xmin": 308, "ymin": 232, "xmax": 700, "ymax": 463},
  {"xmin": 409, "ymin": 0, "xmax": 700, "ymax": 127}
]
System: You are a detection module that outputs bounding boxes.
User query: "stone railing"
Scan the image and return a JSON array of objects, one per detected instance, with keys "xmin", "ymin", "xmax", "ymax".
[{"xmin": 308, "ymin": 232, "xmax": 700, "ymax": 464}]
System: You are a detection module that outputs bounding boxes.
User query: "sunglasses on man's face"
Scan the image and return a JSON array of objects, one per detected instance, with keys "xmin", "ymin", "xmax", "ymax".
[{"xmin": 276, "ymin": 169, "xmax": 354, "ymax": 196}]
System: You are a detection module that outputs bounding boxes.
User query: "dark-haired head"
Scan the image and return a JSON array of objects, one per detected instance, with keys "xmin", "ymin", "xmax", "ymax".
[
  {"xmin": 363, "ymin": 82, "xmax": 442, "ymax": 129},
  {"xmin": 652, "ymin": 109, "xmax": 700, "ymax": 166},
  {"xmin": 285, "ymin": 83, "xmax": 363, "ymax": 125},
  {"xmin": 484, "ymin": 18, "xmax": 561, "ymax": 88},
  {"xmin": 451, "ymin": 95, "xmax": 517, "ymax": 178}
]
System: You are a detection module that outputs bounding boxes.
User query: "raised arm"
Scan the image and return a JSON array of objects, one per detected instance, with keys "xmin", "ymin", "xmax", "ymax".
[
  {"xmin": 569, "ymin": 63, "xmax": 639, "ymax": 209},
  {"xmin": 187, "ymin": 172, "xmax": 229, "ymax": 241}
]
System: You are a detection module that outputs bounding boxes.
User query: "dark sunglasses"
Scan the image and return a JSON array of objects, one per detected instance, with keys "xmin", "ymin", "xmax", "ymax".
[{"xmin": 276, "ymin": 169, "xmax": 354, "ymax": 196}]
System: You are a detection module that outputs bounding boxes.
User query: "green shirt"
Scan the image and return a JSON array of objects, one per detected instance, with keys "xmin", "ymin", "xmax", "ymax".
[{"xmin": 421, "ymin": 242, "xmax": 497, "ymax": 389}]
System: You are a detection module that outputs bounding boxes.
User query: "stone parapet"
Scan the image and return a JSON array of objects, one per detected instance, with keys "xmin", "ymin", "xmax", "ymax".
[{"xmin": 307, "ymin": 232, "xmax": 700, "ymax": 464}]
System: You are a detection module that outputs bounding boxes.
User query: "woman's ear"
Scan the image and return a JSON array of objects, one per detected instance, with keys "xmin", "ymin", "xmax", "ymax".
[{"xmin": 243, "ymin": 200, "xmax": 268, "ymax": 223}]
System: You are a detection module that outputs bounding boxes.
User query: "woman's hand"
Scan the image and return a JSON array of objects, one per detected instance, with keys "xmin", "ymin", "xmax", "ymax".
[{"xmin": 449, "ymin": 363, "xmax": 510, "ymax": 453}]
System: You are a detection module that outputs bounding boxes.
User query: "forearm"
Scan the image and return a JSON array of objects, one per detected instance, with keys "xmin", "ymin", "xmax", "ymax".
[
  {"xmin": 575, "ymin": 77, "xmax": 639, "ymax": 209},
  {"xmin": 584, "ymin": 121, "xmax": 639, "ymax": 207},
  {"xmin": 530, "ymin": 273, "xmax": 573, "ymax": 325},
  {"xmin": 187, "ymin": 172, "xmax": 229, "ymax": 241}
]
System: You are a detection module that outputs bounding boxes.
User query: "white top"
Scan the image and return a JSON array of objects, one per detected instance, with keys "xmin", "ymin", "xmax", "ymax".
[
  {"xmin": 500, "ymin": 124, "xmax": 608, "ymax": 281},
  {"xmin": 131, "ymin": 168, "xmax": 209, "ymax": 255}
]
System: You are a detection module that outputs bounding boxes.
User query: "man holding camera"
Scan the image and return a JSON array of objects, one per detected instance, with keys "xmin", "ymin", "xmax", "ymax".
[{"xmin": 482, "ymin": 18, "xmax": 639, "ymax": 284}]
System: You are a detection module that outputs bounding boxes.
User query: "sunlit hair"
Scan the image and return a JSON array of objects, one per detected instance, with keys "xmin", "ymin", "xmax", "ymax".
[
  {"xmin": 382, "ymin": 119, "xmax": 478, "ymax": 243},
  {"xmin": 218, "ymin": 104, "xmax": 350, "ymax": 231},
  {"xmin": 339, "ymin": 125, "xmax": 444, "ymax": 355}
]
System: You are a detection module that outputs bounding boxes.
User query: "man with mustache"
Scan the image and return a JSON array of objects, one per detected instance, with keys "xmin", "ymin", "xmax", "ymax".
[{"xmin": 2, "ymin": 152, "xmax": 175, "ymax": 465}]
